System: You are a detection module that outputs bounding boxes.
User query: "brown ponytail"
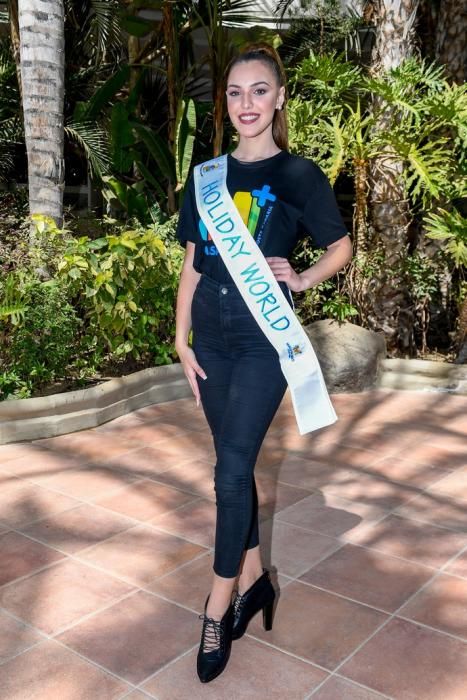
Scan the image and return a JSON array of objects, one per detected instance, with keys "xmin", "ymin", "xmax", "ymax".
[{"xmin": 225, "ymin": 42, "xmax": 289, "ymax": 151}]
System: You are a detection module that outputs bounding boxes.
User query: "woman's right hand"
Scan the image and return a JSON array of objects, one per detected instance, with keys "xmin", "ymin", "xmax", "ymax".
[{"xmin": 176, "ymin": 344, "xmax": 207, "ymax": 407}]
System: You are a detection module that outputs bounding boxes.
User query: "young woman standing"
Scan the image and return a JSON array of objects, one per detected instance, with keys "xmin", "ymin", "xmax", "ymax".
[{"xmin": 175, "ymin": 43, "xmax": 352, "ymax": 683}]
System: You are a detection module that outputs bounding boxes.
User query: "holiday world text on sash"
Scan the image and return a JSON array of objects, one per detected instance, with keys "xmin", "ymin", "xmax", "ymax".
[{"xmin": 201, "ymin": 179, "xmax": 291, "ymax": 332}]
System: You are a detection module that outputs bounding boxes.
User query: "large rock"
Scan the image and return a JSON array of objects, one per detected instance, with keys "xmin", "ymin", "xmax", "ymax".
[{"xmin": 304, "ymin": 319, "xmax": 387, "ymax": 392}]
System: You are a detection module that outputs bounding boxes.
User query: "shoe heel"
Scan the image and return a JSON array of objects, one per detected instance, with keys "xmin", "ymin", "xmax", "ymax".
[{"xmin": 262, "ymin": 600, "xmax": 274, "ymax": 631}]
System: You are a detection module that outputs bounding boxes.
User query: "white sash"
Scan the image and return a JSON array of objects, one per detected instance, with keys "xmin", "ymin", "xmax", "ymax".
[{"xmin": 193, "ymin": 155, "xmax": 337, "ymax": 434}]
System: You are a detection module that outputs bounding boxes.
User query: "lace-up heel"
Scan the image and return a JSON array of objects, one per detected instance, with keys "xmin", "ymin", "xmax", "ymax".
[
  {"xmin": 197, "ymin": 594, "xmax": 234, "ymax": 683},
  {"xmin": 232, "ymin": 567, "xmax": 276, "ymax": 640}
]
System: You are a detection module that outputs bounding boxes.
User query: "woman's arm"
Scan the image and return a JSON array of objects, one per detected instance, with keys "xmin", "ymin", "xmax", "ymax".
[
  {"xmin": 175, "ymin": 242, "xmax": 207, "ymax": 405},
  {"xmin": 266, "ymin": 235, "xmax": 353, "ymax": 293}
]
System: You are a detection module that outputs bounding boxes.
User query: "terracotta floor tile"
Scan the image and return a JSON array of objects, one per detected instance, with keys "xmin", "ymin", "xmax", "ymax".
[
  {"xmin": 0, "ymin": 531, "xmax": 65, "ymax": 587},
  {"xmin": 0, "ymin": 479, "xmax": 80, "ymax": 529},
  {"xmin": 426, "ymin": 430, "xmax": 467, "ymax": 455},
  {"xmin": 57, "ymin": 590, "xmax": 200, "ymax": 684},
  {"xmin": 111, "ymin": 419, "xmax": 197, "ymax": 445},
  {"xmin": 0, "ymin": 638, "xmax": 130, "ymax": 699},
  {"xmin": 1, "ymin": 449, "xmax": 84, "ymax": 480},
  {"xmin": 312, "ymin": 676, "xmax": 387, "ymax": 700},
  {"xmin": 394, "ymin": 492, "xmax": 467, "ymax": 532},
  {"xmin": 319, "ymin": 471, "xmax": 421, "ymax": 510},
  {"xmin": 0, "ymin": 471, "xmax": 24, "ymax": 489},
  {"xmin": 347, "ymin": 514, "xmax": 467, "ymax": 569},
  {"xmin": 258, "ymin": 519, "xmax": 343, "ymax": 577},
  {"xmin": 357, "ymin": 456, "xmax": 450, "ymax": 489},
  {"xmin": 145, "ymin": 432, "xmax": 215, "ymax": 462},
  {"xmin": 256, "ymin": 445, "xmax": 289, "ymax": 469},
  {"xmin": 256, "ymin": 454, "xmax": 344, "ymax": 489},
  {"xmin": 312, "ymin": 443, "xmax": 384, "ymax": 469},
  {"xmin": 101, "ymin": 444, "xmax": 194, "ymax": 477},
  {"xmin": 0, "ymin": 558, "xmax": 134, "ymax": 635},
  {"xmin": 147, "ymin": 552, "xmax": 215, "ymax": 610},
  {"xmin": 143, "ymin": 636, "xmax": 327, "ymax": 699},
  {"xmin": 427, "ymin": 466, "xmax": 467, "ymax": 501},
  {"xmin": 247, "ymin": 580, "xmax": 387, "ymax": 670},
  {"xmin": 299, "ymin": 543, "xmax": 433, "ymax": 612},
  {"xmin": 37, "ymin": 431, "xmax": 140, "ymax": 463},
  {"xmin": 340, "ymin": 617, "xmax": 467, "ymax": 700},
  {"xmin": 0, "ymin": 442, "xmax": 39, "ymax": 463},
  {"xmin": 391, "ymin": 441, "xmax": 466, "ymax": 471},
  {"xmin": 255, "ymin": 476, "xmax": 311, "ymax": 518},
  {"xmin": 25, "ymin": 464, "xmax": 140, "ymax": 501},
  {"xmin": 19, "ymin": 503, "xmax": 136, "ymax": 554},
  {"xmin": 446, "ymin": 550, "xmax": 467, "ymax": 578},
  {"xmin": 1, "ymin": 390, "xmax": 464, "ymax": 699},
  {"xmin": 338, "ymin": 429, "xmax": 409, "ymax": 460},
  {"xmin": 275, "ymin": 492, "xmax": 388, "ymax": 539},
  {"xmin": 0, "ymin": 609, "xmax": 43, "ymax": 663},
  {"xmin": 398, "ymin": 572, "xmax": 467, "ymax": 639},
  {"xmin": 267, "ymin": 409, "xmax": 298, "ymax": 434},
  {"xmin": 95, "ymin": 479, "xmax": 198, "ymax": 521},
  {"xmin": 153, "ymin": 405, "xmax": 210, "ymax": 431},
  {"xmin": 150, "ymin": 498, "xmax": 216, "ymax": 547},
  {"xmin": 149, "ymin": 459, "xmax": 215, "ymax": 500},
  {"xmin": 78, "ymin": 524, "xmax": 207, "ymax": 585}
]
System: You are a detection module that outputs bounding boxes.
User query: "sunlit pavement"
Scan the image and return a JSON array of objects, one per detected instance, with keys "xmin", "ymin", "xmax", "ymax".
[{"xmin": 0, "ymin": 388, "xmax": 466, "ymax": 699}]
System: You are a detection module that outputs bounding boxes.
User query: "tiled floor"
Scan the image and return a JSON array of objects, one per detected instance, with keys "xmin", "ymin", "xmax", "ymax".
[{"xmin": 0, "ymin": 389, "xmax": 466, "ymax": 700}]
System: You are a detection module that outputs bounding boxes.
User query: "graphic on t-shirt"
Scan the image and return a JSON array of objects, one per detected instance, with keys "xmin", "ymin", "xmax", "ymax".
[{"xmin": 199, "ymin": 184, "xmax": 276, "ymax": 256}]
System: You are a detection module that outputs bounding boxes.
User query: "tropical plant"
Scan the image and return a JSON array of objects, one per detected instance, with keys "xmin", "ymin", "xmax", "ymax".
[
  {"xmin": 276, "ymin": 0, "xmax": 364, "ymax": 64},
  {"xmin": 425, "ymin": 205, "xmax": 467, "ymax": 356},
  {"xmin": 0, "ymin": 38, "xmax": 21, "ymax": 181},
  {"xmin": 55, "ymin": 218, "xmax": 183, "ymax": 363},
  {"xmin": 287, "ymin": 49, "xmax": 466, "ymax": 353}
]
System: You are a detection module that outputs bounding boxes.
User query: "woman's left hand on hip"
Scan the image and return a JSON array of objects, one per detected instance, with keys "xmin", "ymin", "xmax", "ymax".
[{"xmin": 265, "ymin": 257, "xmax": 305, "ymax": 293}]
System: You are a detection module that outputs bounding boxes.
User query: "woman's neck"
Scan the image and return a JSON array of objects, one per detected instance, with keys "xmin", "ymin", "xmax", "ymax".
[{"xmin": 230, "ymin": 133, "xmax": 281, "ymax": 162}]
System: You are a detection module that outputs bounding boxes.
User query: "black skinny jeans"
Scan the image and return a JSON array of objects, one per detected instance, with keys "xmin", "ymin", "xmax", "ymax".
[{"xmin": 191, "ymin": 273, "xmax": 293, "ymax": 578}]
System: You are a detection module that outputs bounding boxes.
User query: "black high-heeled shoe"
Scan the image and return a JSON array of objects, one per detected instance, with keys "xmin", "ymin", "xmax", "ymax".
[
  {"xmin": 197, "ymin": 594, "xmax": 234, "ymax": 683},
  {"xmin": 231, "ymin": 567, "xmax": 276, "ymax": 640}
]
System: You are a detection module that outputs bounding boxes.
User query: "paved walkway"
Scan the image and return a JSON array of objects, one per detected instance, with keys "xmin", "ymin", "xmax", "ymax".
[{"xmin": 0, "ymin": 389, "xmax": 466, "ymax": 700}]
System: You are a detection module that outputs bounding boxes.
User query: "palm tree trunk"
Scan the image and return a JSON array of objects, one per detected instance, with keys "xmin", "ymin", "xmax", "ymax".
[
  {"xmin": 435, "ymin": 0, "xmax": 466, "ymax": 85},
  {"xmin": 19, "ymin": 0, "xmax": 65, "ymax": 228},
  {"xmin": 365, "ymin": 0, "xmax": 419, "ymax": 354}
]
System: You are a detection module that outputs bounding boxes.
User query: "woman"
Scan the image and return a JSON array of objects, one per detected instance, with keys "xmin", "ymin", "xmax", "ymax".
[{"xmin": 175, "ymin": 43, "xmax": 352, "ymax": 683}]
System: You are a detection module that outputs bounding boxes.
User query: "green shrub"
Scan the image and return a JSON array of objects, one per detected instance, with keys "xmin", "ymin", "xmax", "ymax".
[
  {"xmin": 55, "ymin": 219, "xmax": 183, "ymax": 365},
  {"xmin": 0, "ymin": 276, "xmax": 80, "ymax": 399}
]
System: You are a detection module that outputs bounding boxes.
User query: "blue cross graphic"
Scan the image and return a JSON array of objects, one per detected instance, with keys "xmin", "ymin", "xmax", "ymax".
[{"xmin": 252, "ymin": 185, "xmax": 276, "ymax": 207}]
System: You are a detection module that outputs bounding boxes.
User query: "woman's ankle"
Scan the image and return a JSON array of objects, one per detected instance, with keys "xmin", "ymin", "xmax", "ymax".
[{"xmin": 237, "ymin": 567, "xmax": 264, "ymax": 595}]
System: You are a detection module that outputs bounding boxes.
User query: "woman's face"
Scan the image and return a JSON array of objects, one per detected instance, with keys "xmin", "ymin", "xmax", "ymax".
[{"xmin": 226, "ymin": 59, "xmax": 285, "ymax": 141}]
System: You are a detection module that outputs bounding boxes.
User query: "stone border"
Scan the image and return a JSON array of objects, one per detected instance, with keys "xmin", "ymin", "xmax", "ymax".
[
  {"xmin": 0, "ymin": 363, "xmax": 191, "ymax": 445},
  {"xmin": 378, "ymin": 358, "xmax": 467, "ymax": 393},
  {"xmin": 1, "ymin": 358, "xmax": 466, "ymax": 446}
]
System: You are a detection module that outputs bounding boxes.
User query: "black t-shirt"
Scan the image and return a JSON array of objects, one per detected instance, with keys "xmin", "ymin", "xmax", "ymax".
[{"xmin": 176, "ymin": 150, "xmax": 349, "ymax": 283}]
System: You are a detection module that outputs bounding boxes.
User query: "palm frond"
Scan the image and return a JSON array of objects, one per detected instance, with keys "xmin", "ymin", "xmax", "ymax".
[{"xmin": 65, "ymin": 120, "xmax": 111, "ymax": 179}]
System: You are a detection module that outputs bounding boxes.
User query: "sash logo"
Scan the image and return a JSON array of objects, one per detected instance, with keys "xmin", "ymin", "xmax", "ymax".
[
  {"xmin": 201, "ymin": 163, "xmax": 220, "ymax": 176},
  {"xmin": 287, "ymin": 342, "xmax": 304, "ymax": 361}
]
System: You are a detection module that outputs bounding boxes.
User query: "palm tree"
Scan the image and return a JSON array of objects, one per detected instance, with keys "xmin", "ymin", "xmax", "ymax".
[
  {"xmin": 363, "ymin": 0, "xmax": 420, "ymax": 353},
  {"xmin": 18, "ymin": 0, "xmax": 65, "ymax": 227}
]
